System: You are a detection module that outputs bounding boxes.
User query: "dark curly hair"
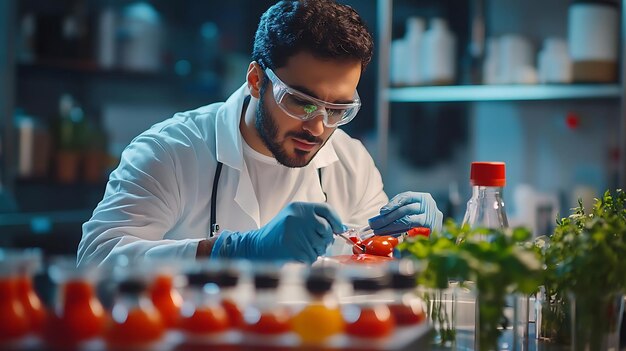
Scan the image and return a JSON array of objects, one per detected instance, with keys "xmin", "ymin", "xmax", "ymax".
[{"xmin": 252, "ymin": 0, "xmax": 374, "ymax": 72}]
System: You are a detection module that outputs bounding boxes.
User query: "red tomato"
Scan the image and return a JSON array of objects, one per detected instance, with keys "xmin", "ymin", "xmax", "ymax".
[
  {"xmin": 407, "ymin": 227, "xmax": 430, "ymax": 237},
  {"xmin": 349, "ymin": 236, "xmax": 366, "ymax": 254},
  {"xmin": 363, "ymin": 236, "xmax": 395, "ymax": 257},
  {"xmin": 331, "ymin": 255, "xmax": 394, "ymax": 265}
]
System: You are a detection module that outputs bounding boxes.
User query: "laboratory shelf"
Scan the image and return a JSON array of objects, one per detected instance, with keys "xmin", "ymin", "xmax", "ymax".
[{"xmin": 386, "ymin": 84, "xmax": 621, "ymax": 103}]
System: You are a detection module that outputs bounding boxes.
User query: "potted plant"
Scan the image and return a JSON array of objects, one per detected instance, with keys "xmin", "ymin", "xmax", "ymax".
[
  {"xmin": 399, "ymin": 220, "xmax": 542, "ymax": 351},
  {"xmin": 538, "ymin": 189, "xmax": 626, "ymax": 350}
]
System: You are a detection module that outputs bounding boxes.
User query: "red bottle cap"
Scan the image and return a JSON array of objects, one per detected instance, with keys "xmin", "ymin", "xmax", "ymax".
[{"xmin": 470, "ymin": 162, "xmax": 506, "ymax": 187}]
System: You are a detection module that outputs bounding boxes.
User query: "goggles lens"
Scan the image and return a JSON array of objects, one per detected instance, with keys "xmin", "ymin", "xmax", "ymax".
[{"xmin": 265, "ymin": 68, "xmax": 361, "ymax": 128}]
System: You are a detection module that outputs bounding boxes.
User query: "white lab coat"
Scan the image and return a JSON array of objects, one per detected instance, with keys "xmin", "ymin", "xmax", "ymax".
[{"xmin": 78, "ymin": 84, "xmax": 388, "ymax": 266}]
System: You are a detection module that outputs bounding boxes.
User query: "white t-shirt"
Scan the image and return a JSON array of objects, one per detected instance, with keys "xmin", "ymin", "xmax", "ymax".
[{"xmin": 242, "ymin": 140, "xmax": 326, "ymax": 225}]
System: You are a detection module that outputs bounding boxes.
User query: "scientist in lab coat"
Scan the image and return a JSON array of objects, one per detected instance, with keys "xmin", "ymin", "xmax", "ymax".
[{"xmin": 78, "ymin": 0, "xmax": 443, "ymax": 266}]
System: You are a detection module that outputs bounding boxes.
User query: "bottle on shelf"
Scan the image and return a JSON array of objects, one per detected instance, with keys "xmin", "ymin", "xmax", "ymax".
[
  {"xmin": 291, "ymin": 267, "xmax": 344, "ymax": 344},
  {"xmin": 54, "ymin": 94, "xmax": 86, "ymax": 184},
  {"xmin": 568, "ymin": 0, "xmax": 619, "ymax": 83},
  {"xmin": 461, "ymin": 161, "xmax": 508, "ymax": 231},
  {"xmin": 405, "ymin": 17, "xmax": 425, "ymax": 86},
  {"xmin": 421, "ymin": 18, "xmax": 456, "ymax": 86}
]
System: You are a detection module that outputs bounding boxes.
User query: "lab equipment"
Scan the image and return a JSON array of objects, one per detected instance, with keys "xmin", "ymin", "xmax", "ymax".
[
  {"xmin": 462, "ymin": 162, "xmax": 508, "ymax": 230},
  {"xmin": 265, "ymin": 68, "xmax": 361, "ymax": 128}
]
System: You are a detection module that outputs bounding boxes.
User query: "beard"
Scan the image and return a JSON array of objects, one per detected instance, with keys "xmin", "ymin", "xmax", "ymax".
[{"xmin": 256, "ymin": 85, "xmax": 331, "ymax": 168}]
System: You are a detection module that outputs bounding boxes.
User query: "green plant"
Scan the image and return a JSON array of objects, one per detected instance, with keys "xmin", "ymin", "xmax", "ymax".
[
  {"xmin": 538, "ymin": 189, "xmax": 626, "ymax": 349},
  {"xmin": 399, "ymin": 220, "xmax": 542, "ymax": 351}
]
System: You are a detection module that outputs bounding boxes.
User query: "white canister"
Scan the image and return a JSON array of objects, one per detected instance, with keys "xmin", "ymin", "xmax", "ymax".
[
  {"xmin": 421, "ymin": 18, "xmax": 456, "ymax": 85},
  {"xmin": 568, "ymin": 0, "xmax": 619, "ymax": 82},
  {"xmin": 118, "ymin": 2, "xmax": 163, "ymax": 72},
  {"xmin": 404, "ymin": 17, "xmax": 425, "ymax": 86},
  {"xmin": 538, "ymin": 38, "xmax": 572, "ymax": 84}
]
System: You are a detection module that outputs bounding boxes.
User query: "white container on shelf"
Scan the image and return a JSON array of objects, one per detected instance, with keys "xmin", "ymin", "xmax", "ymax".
[
  {"xmin": 568, "ymin": 0, "xmax": 619, "ymax": 82},
  {"xmin": 498, "ymin": 34, "xmax": 534, "ymax": 84},
  {"xmin": 538, "ymin": 38, "xmax": 572, "ymax": 84},
  {"xmin": 421, "ymin": 18, "xmax": 456, "ymax": 85},
  {"xmin": 405, "ymin": 17, "xmax": 425, "ymax": 86},
  {"xmin": 390, "ymin": 38, "xmax": 407, "ymax": 86},
  {"xmin": 482, "ymin": 37, "xmax": 500, "ymax": 84}
]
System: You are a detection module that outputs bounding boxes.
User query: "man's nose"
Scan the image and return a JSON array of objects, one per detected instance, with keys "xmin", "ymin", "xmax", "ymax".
[{"xmin": 302, "ymin": 114, "xmax": 325, "ymax": 137}]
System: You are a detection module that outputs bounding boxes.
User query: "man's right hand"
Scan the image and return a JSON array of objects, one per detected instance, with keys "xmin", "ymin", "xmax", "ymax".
[{"xmin": 210, "ymin": 202, "xmax": 343, "ymax": 264}]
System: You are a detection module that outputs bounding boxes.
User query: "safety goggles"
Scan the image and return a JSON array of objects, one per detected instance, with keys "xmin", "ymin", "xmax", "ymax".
[{"xmin": 265, "ymin": 68, "xmax": 361, "ymax": 128}]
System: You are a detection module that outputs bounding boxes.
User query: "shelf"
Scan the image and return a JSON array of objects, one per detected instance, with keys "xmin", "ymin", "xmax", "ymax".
[
  {"xmin": 17, "ymin": 60, "xmax": 180, "ymax": 81},
  {"xmin": 386, "ymin": 84, "xmax": 621, "ymax": 102},
  {"xmin": 0, "ymin": 209, "xmax": 92, "ymax": 228}
]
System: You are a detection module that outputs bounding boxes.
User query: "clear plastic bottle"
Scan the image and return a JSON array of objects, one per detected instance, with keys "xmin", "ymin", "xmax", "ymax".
[
  {"xmin": 243, "ymin": 270, "xmax": 291, "ymax": 336},
  {"xmin": 0, "ymin": 250, "xmax": 30, "ymax": 344},
  {"xmin": 105, "ymin": 279, "xmax": 165, "ymax": 348},
  {"xmin": 462, "ymin": 162, "xmax": 508, "ymax": 230},
  {"xmin": 291, "ymin": 268, "xmax": 343, "ymax": 344},
  {"xmin": 217, "ymin": 268, "xmax": 243, "ymax": 329},
  {"xmin": 45, "ymin": 257, "xmax": 106, "ymax": 348},
  {"xmin": 344, "ymin": 276, "xmax": 395, "ymax": 339},
  {"xmin": 179, "ymin": 272, "xmax": 229, "ymax": 336},
  {"xmin": 387, "ymin": 260, "xmax": 426, "ymax": 326}
]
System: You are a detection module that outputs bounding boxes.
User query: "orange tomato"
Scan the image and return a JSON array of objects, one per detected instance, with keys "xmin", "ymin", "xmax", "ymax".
[
  {"xmin": 291, "ymin": 303, "xmax": 344, "ymax": 343},
  {"xmin": 150, "ymin": 275, "xmax": 182, "ymax": 328},
  {"xmin": 105, "ymin": 308, "xmax": 164, "ymax": 346},
  {"xmin": 0, "ymin": 278, "xmax": 30, "ymax": 342},
  {"xmin": 16, "ymin": 276, "xmax": 47, "ymax": 334},
  {"xmin": 180, "ymin": 306, "xmax": 229, "ymax": 335}
]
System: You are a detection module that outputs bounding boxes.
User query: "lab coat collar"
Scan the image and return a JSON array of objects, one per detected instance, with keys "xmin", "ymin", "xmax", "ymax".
[{"xmin": 214, "ymin": 83, "xmax": 339, "ymax": 171}]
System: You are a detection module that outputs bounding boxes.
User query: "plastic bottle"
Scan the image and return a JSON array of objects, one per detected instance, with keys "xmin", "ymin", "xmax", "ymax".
[
  {"xmin": 291, "ymin": 268, "xmax": 344, "ymax": 344},
  {"xmin": 421, "ymin": 18, "xmax": 456, "ymax": 85},
  {"xmin": 217, "ymin": 268, "xmax": 243, "ymax": 329},
  {"xmin": 243, "ymin": 270, "xmax": 291, "ymax": 336},
  {"xmin": 15, "ymin": 249, "xmax": 46, "ymax": 335},
  {"xmin": 149, "ymin": 273, "xmax": 182, "ymax": 329},
  {"xmin": 45, "ymin": 258, "xmax": 106, "ymax": 348},
  {"xmin": 0, "ymin": 250, "xmax": 30, "ymax": 344},
  {"xmin": 344, "ymin": 276, "xmax": 395, "ymax": 339},
  {"xmin": 387, "ymin": 260, "xmax": 426, "ymax": 326},
  {"xmin": 105, "ymin": 279, "xmax": 165, "ymax": 348},
  {"xmin": 568, "ymin": 0, "xmax": 619, "ymax": 82},
  {"xmin": 462, "ymin": 162, "xmax": 508, "ymax": 230},
  {"xmin": 179, "ymin": 272, "xmax": 229, "ymax": 336},
  {"xmin": 405, "ymin": 17, "xmax": 425, "ymax": 86}
]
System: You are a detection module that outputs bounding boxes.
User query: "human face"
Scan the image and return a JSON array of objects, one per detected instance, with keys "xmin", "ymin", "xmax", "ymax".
[{"xmin": 255, "ymin": 53, "xmax": 362, "ymax": 168}]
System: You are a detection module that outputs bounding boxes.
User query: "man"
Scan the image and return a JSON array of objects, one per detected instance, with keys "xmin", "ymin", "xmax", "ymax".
[{"xmin": 78, "ymin": 0, "xmax": 442, "ymax": 266}]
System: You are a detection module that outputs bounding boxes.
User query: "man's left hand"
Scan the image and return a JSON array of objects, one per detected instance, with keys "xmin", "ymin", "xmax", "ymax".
[{"xmin": 369, "ymin": 191, "xmax": 443, "ymax": 235}]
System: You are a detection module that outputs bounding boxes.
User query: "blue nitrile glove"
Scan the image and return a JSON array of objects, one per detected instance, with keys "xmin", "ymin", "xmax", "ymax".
[
  {"xmin": 211, "ymin": 202, "xmax": 343, "ymax": 264},
  {"xmin": 368, "ymin": 192, "xmax": 443, "ymax": 237}
]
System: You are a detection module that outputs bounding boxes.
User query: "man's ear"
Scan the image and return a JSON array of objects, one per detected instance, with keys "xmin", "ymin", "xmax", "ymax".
[{"xmin": 247, "ymin": 62, "xmax": 264, "ymax": 99}]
